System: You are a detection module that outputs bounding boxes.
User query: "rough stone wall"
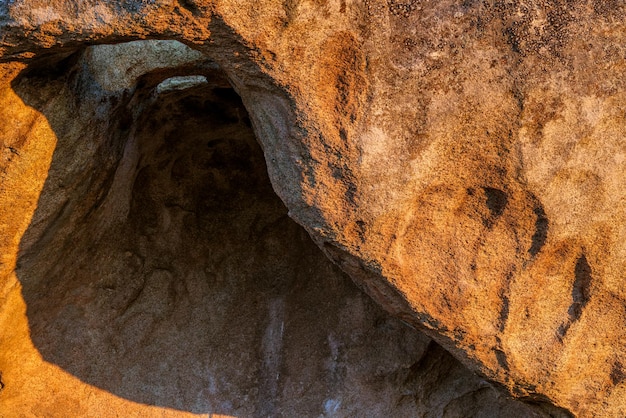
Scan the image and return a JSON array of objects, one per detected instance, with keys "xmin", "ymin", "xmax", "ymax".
[
  {"xmin": 0, "ymin": 1, "xmax": 625, "ymax": 416},
  {"xmin": 0, "ymin": 41, "xmax": 550, "ymax": 417}
]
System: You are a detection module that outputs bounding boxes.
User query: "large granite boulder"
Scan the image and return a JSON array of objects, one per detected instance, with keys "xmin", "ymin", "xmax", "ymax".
[{"xmin": 1, "ymin": 1, "xmax": 625, "ymax": 416}]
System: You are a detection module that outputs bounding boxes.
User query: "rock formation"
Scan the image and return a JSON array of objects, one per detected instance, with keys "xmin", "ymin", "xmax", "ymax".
[{"xmin": 0, "ymin": 1, "xmax": 625, "ymax": 417}]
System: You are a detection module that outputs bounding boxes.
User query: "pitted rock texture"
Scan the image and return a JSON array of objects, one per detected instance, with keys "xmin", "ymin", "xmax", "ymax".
[{"xmin": 0, "ymin": 1, "xmax": 625, "ymax": 417}]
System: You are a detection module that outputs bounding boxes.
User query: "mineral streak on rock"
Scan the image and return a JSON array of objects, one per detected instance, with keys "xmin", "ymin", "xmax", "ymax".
[{"xmin": 0, "ymin": 1, "xmax": 625, "ymax": 417}]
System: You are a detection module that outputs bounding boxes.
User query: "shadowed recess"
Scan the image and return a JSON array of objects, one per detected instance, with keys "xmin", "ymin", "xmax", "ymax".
[{"xmin": 6, "ymin": 41, "xmax": 550, "ymax": 416}]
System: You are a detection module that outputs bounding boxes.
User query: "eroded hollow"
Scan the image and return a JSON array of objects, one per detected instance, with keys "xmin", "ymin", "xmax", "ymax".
[{"xmin": 10, "ymin": 41, "xmax": 549, "ymax": 417}]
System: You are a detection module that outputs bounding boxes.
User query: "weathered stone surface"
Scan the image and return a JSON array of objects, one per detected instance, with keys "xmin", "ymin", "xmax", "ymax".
[
  {"xmin": 0, "ymin": 1, "xmax": 625, "ymax": 416},
  {"xmin": 0, "ymin": 40, "xmax": 549, "ymax": 417}
]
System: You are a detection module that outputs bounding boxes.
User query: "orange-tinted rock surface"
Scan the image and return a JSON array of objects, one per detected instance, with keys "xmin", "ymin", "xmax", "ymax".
[
  {"xmin": 0, "ymin": 41, "xmax": 550, "ymax": 417},
  {"xmin": 0, "ymin": 1, "xmax": 625, "ymax": 417}
]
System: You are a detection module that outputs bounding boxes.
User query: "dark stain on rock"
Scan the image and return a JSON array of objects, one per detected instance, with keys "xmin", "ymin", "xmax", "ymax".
[
  {"xmin": 558, "ymin": 253, "xmax": 593, "ymax": 340},
  {"xmin": 570, "ymin": 254, "xmax": 592, "ymax": 321},
  {"xmin": 556, "ymin": 322, "xmax": 571, "ymax": 340},
  {"xmin": 494, "ymin": 348, "xmax": 510, "ymax": 371},
  {"xmin": 355, "ymin": 219, "xmax": 367, "ymax": 242},
  {"xmin": 610, "ymin": 361, "xmax": 626, "ymax": 385},
  {"xmin": 483, "ymin": 187, "xmax": 508, "ymax": 219},
  {"xmin": 345, "ymin": 182, "xmax": 358, "ymax": 205},
  {"xmin": 529, "ymin": 204, "xmax": 549, "ymax": 257},
  {"xmin": 497, "ymin": 278, "xmax": 511, "ymax": 332}
]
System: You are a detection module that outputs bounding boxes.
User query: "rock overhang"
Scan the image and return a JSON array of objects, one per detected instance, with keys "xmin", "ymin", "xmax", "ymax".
[{"xmin": 1, "ymin": 2, "xmax": 625, "ymax": 416}]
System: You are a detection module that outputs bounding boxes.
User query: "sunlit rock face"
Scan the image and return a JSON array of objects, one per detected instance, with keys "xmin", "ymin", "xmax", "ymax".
[
  {"xmin": 1, "ymin": 1, "xmax": 626, "ymax": 417},
  {"xmin": 0, "ymin": 41, "xmax": 549, "ymax": 417}
]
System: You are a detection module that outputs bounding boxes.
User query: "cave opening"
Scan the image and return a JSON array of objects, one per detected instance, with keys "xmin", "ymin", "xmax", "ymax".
[
  {"xmin": 10, "ymin": 40, "xmax": 430, "ymax": 416},
  {"xmin": 2, "ymin": 40, "xmax": 551, "ymax": 417}
]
